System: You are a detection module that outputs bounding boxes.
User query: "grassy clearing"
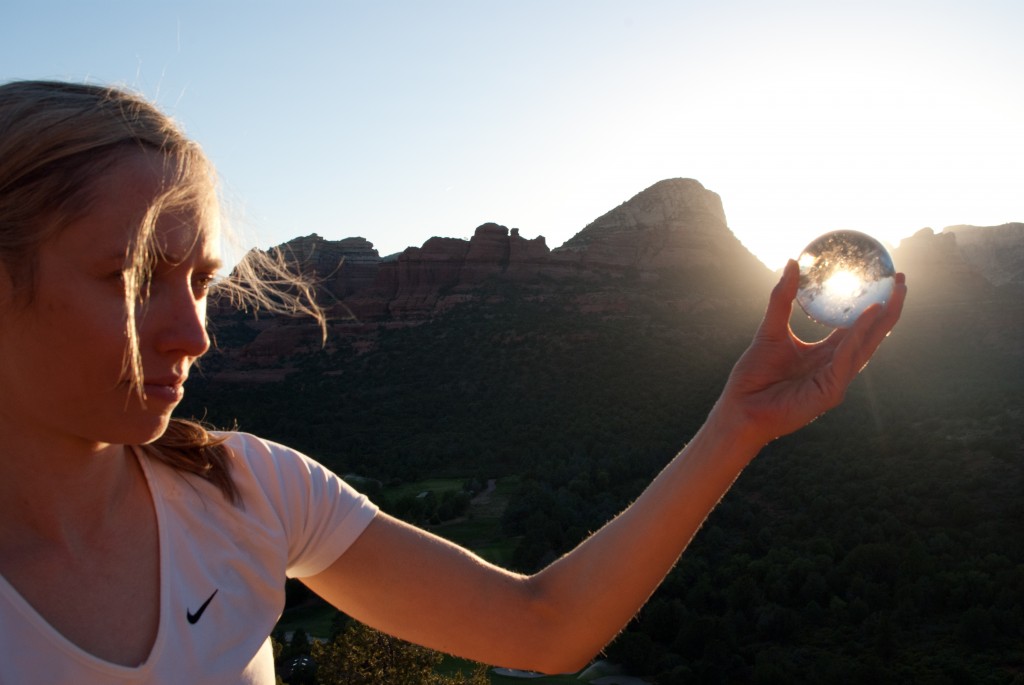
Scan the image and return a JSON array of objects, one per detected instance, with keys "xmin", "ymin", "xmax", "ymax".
[
  {"xmin": 274, "ymin": 600, "xmax": 337, "ymax": 638},
  {"xmin": 431, "ymin": 476, "xmax": 520, "ymax": 565},
  {"xmin": 384, "ymin": 477, "xmax": 467, "ymax": 500},
  {"xmin": 380, "ymin": 475, "xmax": 521, "ymax": 565},
  {"xmin": 435, "ymin": 518, "xmax": 521, "ymax": 566}
]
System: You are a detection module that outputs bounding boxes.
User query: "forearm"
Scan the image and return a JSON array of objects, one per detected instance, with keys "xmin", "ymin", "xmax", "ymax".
[{"xmin": 526, "ymin": 403, "xmax": 765, "ymax": 671}]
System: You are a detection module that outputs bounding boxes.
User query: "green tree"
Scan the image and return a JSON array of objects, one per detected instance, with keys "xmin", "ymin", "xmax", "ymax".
[
  {"xmin": 310, "ymin": 622, "xmax": 488, "ymax": 685},
  {"xmin": 272, "ymin": 637, "xmax": 286, "ymax": 685}
]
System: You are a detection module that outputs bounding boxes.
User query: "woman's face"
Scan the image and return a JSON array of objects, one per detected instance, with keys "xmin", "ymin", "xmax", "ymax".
[{"xmin": 0, "ymin": 150, "xmax": 221, "ymax": 449}]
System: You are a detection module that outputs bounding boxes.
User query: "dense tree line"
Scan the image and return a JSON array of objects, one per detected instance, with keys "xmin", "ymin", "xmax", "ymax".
[
  {"xmin": 273, "ymin": 620, "xmax": 488, "ymax": 685},
  {"xmin": 183, "ymin": 277, "xmax": 1024, "ymax": 682}
]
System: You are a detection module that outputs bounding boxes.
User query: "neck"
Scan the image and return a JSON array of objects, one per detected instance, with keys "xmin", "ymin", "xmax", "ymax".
[{"xmin": 0, "ymin": 429, "xmax": 138, "ymax": 548}]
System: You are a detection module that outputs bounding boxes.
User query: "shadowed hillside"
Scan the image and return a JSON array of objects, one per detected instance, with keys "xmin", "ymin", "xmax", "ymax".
[{"xmin": 181, "ymin": 181, "xmax": 1024, "ymax": 683}]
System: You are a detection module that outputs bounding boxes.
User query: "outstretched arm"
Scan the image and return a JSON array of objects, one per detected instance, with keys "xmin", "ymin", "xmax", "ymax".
[{"xmin": 303, "ymin": 261, "xmax": 907, "ymax": 673}]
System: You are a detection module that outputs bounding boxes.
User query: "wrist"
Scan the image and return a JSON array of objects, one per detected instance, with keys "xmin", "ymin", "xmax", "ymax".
[{"xmin": 702, "ymin": 400, "xmax": 771, "ymax": 458}]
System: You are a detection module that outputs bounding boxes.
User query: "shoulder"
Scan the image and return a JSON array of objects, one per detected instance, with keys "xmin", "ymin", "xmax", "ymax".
[
  {"xmin": 210, "ymin": 432, "xmax": 380, "ymax": 578},
  {"xmin": 140, "ymin": 431, "xmax": 378, "ymax": 579},
  {"xmin": 211, "ymin": 431, "xmax": 328, "ymax": 488},
  {"xmin": 214, "ymin": 431, "xmax": 310, "ymax": 469},
  {"xmin": 210, "ymin": 431, "xmax": 376, "ymax": 523},
  {"xmin": 214, "ymin": 430, "xmax": 305, "ymax": 461}
]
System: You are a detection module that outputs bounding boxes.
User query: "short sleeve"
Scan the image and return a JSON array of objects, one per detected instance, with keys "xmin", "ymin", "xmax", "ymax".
[{"xmin": 220, "ymin": 433, "xmax": 379, "ymax": 579}]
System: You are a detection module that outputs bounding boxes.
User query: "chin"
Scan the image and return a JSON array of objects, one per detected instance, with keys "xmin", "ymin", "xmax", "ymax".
[
  {"xmin": 109, "ymin": 413, "xmax": 175, "ymax": 446},
  {"xmin": 140, "ymin": 418, "xmax": 174, "ymax": 445}
]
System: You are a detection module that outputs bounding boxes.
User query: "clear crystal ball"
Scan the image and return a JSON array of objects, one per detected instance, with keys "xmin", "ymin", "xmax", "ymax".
[{"xmin": 795, "ymin": 230, "xmax": 896, "ymax": 328}]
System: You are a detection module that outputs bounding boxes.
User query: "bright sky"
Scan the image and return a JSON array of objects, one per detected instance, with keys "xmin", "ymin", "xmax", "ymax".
[{"xmin": 5, "ymin": 0, "xmax": 1022, "ymax": 269}]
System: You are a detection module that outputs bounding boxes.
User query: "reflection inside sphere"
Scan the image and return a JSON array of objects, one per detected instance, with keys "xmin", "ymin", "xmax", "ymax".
[{"xmin": 795, "ymin": 230, "xmax": 896, "ymax": 328}]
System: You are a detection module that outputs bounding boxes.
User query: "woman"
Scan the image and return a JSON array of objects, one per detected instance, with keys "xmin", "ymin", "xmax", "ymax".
[{"xmin": 0, "ymin": 80, "xmax": 906, "ymax": 684}]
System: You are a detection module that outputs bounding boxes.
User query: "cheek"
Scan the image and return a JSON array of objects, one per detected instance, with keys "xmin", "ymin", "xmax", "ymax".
[
  {"xmin": 36, "ymin": 298, "xmax": 131, "ymax": 371},
  {"xmin": 43, "ymin": 296, "xmax": 77, "ymax": 318}
]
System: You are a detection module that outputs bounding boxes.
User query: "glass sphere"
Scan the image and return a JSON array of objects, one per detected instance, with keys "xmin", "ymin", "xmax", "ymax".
[{"xmin": 795, "ymin": 230, "xmax": 896, "ymax": 328}]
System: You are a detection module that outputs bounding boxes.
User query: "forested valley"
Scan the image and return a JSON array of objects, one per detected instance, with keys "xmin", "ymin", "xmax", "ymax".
[{"xmin": 181, "ymin": 260, "xmax": 1024, "ymax": 683}]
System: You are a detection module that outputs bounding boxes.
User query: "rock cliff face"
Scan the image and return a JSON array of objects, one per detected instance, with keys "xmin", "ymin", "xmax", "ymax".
[
  {"xmin": 892, "ymin": 228, "xmax": 985, "ymax": 297},
  {"xmin": 889, "ymin": 225, "xmax": 1023, "ymax": 355},
  {"xmin": 554, "ymin": 179, "xmax": 754, "ymax": 271},
  {"xmin": 342, "ymin": 224, "xmax": 561, "ymax": 319},
  {"xmin": 277, "ymin": 234, "xmax": 382, "ymax": 298},
  {"xmin": 212, "ymin": 180, "xmax": 1022, "ymax": 371},
  {"xmin": 891, "ymin": 226, "xmax": 1022, "ymax": 302},
  {"xmin": 273, "ymin": 179, "xmax": 769, "ymax": 316},
  {"xmin": 943, "ymin": 223, "xmax": 1024, "ymax": 288}
]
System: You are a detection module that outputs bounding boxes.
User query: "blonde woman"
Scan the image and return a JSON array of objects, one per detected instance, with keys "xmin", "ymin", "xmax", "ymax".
[{"xmin": 0, "ymin": 80, "xmax": 906, "ymax": 684}]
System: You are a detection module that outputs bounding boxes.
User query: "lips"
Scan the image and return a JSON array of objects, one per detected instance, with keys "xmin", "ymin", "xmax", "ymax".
[{"xmin": 142, "ymin": 375, "xmax": 188, "ymax": 403}]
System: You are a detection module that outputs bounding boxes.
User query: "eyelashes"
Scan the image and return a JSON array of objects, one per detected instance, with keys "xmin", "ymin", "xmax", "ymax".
[
  {"xmin": 192, "ymin": 273, "xmax": 217, "ymax": 296},
  {"xmin": 111, "ymin": 268, "xmax": 218, "ymax": 301}
]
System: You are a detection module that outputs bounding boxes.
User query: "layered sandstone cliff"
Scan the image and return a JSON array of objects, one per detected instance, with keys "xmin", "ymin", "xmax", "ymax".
[
  {"xmin": 268, "ymin": 178, "xmax": 770, "ymax": 321},
  {"xmin": 556, "ymin": 179, "xmax": 729, "ymax": 267},
  {"xmin": 944, "ymin": 223, "xmax": 1024, "ymax": 288},
  {"xmin": 213, "ymin": 180, "xmax": 1021, "ymax": 370}
]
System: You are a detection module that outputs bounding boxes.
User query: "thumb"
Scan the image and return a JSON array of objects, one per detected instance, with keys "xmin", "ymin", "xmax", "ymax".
[{"xmin": 758, "ymin": 259, "xmax": 799, "ymax": 339}]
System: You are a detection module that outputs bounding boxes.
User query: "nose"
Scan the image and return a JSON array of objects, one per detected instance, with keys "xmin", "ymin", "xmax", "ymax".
[{"xmin": 149, "ymin": 282, "xmax": 211, "ymax": 359}]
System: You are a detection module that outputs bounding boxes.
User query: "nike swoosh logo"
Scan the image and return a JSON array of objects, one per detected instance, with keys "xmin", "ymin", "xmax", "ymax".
[{"xmin": 186, "ymin": 589, "xmax": 219, "ymax": 624}]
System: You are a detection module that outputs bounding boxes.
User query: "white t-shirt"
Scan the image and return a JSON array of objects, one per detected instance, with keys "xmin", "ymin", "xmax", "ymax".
[{"xmin": 0, "ymin": 432, "xmax": 379, "ymax": 684}]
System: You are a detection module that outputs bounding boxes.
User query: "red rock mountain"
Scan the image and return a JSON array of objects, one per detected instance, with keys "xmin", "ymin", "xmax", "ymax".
[
  {"xmin": 554, "ymin": 179, "xmax": 763, "ymax": 276},
  {"xmin": 213, "ymin": 180, "xmax": 1021, "ymax": 366},
  {"xmin": 249, "ymin": 179, "xmax": 771, "ymax": 321},
  {"xmin": 943, "ymin": 223, "xmax": 1024, "ymax": 288}
]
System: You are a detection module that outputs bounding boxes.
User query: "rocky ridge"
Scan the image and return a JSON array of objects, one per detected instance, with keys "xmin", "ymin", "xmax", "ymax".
[
  {"xmin": 210, "ymin": 179, "xmax": 1022, "ymax": 373},
  {"xmin": 943, "ymin": 223, "xmax": 1024, "ymax": 288},
  {"xmin": 556, "ymin": 178, "xmax": 760, "ymax": 275},
  {"xmin": 262, "ymin": 179, "xmax": 769, "ymax": 315}
]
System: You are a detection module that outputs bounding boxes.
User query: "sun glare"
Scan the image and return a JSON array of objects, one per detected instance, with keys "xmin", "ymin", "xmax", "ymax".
[
  {"xmin": 823, "ymin": 269, "xmax": 862, "ymax": 300},
  {"xmin": 679, "ymin": 25, "xmax": 1022, "ymax": 272}
]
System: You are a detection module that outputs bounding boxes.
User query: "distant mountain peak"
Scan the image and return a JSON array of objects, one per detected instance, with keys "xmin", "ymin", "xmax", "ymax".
[
  {"xmin": 561, "ymin": 178, "xmax": 726, "ymax": 249},
  {"xmin": 554, "ymin": 179, "xmax": 765, "ymax": 283},
  {"xmin": 942, "ymin": 223, "xmax": 1024, "ymax": 287}
]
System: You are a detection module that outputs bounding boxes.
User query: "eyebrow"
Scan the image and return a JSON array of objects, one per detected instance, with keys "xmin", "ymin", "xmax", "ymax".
[
  {"xmin": 196, "ymin": 253, "xmax": 224, "ymax": 270},
  {"xmin": 100, "ymin": 251, "xmax": 131, "ymax": 267},
  {"xmin": 160, "ymin": 253, "xmax": 224, "ymax": 272},
  {"xmin": 109, "ymin": 249, "xmax": 224, "ymax": 272}
]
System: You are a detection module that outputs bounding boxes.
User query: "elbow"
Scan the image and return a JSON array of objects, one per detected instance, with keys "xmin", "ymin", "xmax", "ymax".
[
  {"xmin": 509, "ymin": 578, "xmax": 608, "ymax": 675},
  {"xmin": 524, "ymin": 638, "xmax": 598, "ymax": 675},
  {"xmin": 517, "ymin": 646, "xmax": 597, "ymax": 678}
]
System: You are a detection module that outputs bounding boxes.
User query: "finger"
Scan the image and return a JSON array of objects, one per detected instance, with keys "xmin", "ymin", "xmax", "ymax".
[
  {"xmin": 877, "ymin": 273, "xmax": 907, "ymax": 332},
  {"xmin": 830, "ymin": 303, "xmax": 885, "ymax": 381},
  {"xmin": 819, "ymin": 325, "xmax": 850, "ymax": 350},
  {"xmin": 831, "ymin": 273, "xmax": 908, "ymax": 379},
  {"xmin": 857, "ymin": 273, "xmax": 907, "ymax": 352},
  {"xmin": 758, "ymin": 259, "xmax": 799, "ymax": 339}
]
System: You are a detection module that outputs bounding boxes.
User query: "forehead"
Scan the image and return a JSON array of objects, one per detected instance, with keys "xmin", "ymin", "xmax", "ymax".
[{"xmin": 58, "ymin": 149, "xmax": 220, "ymax": 261}]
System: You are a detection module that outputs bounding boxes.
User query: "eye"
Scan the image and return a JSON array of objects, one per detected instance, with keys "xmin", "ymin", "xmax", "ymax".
[
  {"xmin": 108, "ymin": 269, "xmax": 129, "ymax": 291},
  {"xmin": 192, "ymin": 272, "xmax": 217, "ymax": 297}
]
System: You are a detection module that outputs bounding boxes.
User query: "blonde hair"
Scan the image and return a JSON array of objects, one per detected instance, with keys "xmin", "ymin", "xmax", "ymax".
[{"xmin": 0, "ymin": 80, "xmax": 324, "ymax": 503}]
